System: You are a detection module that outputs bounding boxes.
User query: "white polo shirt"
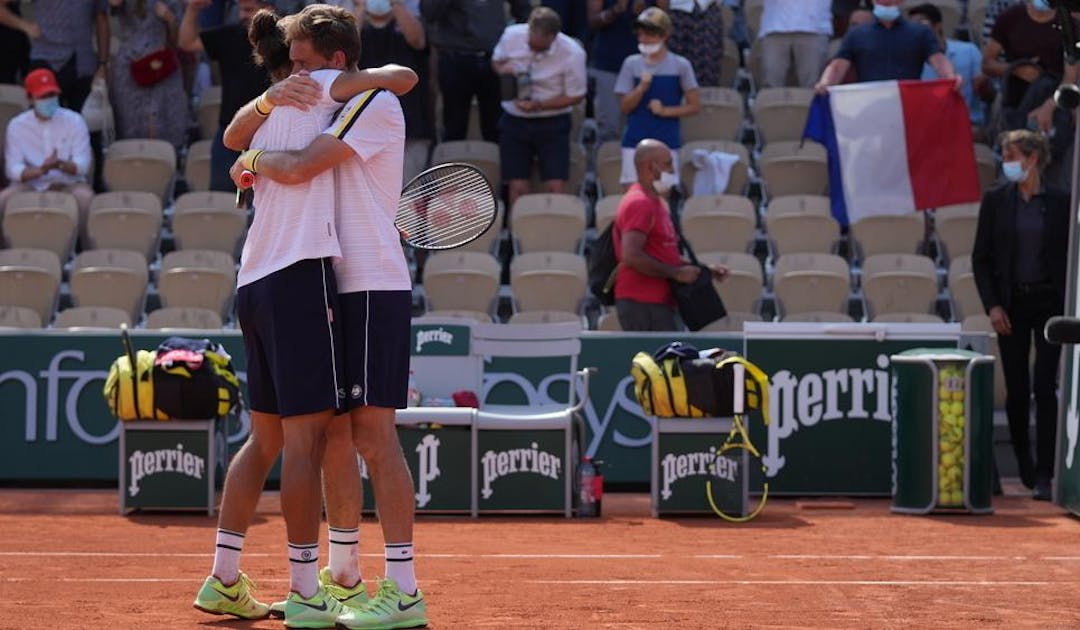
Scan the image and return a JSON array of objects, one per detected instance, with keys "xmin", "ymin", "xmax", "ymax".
[
  {"xmin": 491, "ymin": 24, "xmax": 587, "ymax": 118},
  {"xmin": 324, "ymin": 88, "xmax": 412, "ymax": 294},
  {"xmin": 4, "ymin": 107, "xmax": 92, "ymax": 190},
  {"xmin": 238, "ymin": 69, "xmax": 344, "ymax": 289}
]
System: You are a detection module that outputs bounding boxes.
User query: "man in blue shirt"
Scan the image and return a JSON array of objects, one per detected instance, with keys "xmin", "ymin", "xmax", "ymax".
[
  {"xmin": 909, "ymin": 3, "xmax": 986, "ymax": 134},
  {"xmin": 814, "ymin": 0, "xmax": 958, "ymax": 92}
]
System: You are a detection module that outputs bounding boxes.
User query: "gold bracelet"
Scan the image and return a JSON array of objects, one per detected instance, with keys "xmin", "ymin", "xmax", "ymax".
[
  {"xmin": 240, "ymin": 149, "xmax": 264, "ymax": 173},
  {"xmin": 253, "ymin": 93, "xmax": 273, "ymax": 117}
]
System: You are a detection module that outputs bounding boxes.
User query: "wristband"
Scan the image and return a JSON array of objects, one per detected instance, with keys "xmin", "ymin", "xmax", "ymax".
[
  {"xmin": 240, "ymin": 149, "xmax": 264, "ymax": 173},
  {"xmin": 254, "ymin": 93, "xmax": 273, "ymax": 117}
]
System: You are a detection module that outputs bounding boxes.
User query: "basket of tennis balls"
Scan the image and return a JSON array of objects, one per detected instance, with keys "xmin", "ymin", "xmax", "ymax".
[{"xmin": 937, "ymin": 361, "xmax": 966, "ymax": 508}]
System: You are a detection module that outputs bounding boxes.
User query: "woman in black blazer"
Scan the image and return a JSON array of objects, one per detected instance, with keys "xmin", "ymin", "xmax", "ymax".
[{"xmin": 971, "ymin": 129, "xmax": 1069, "ymax": 501}]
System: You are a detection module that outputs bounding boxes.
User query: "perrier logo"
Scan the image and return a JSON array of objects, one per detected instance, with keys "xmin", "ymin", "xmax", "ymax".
[
  {"xmin": 128, "ymin": 443, "xmax": 205, "ymax": 497},
  {"xmin": 415, "ymin": 327, "xmax": 454, "ymax": 353},
  {"xmin": 481, "ymin": 442, "xmax": 561, "ymax": 499}
]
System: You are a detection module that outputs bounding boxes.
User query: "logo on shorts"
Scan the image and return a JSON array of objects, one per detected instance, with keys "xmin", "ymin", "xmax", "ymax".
[
  {"xmin": 415, "ymin": 327, "xmax": 454, "ymax": 353},
  {"xmin": 351, "ymin": 385, "xmax": 362, "ymax": 399}
]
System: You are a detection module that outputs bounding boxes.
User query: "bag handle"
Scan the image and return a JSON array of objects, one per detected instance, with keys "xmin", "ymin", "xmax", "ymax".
[
  {"xmin": 667, "ymin": 198, "xmax": 701, "ymax": 266},
  {"xmin": 120, "ymin": 324, "xmax": 143, "ymax": 421}
]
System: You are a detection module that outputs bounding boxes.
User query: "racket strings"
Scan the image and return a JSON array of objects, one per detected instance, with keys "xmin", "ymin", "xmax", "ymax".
[{"xmin": 396, "ymin": 165, "xmax": 497, "ymax": 249}]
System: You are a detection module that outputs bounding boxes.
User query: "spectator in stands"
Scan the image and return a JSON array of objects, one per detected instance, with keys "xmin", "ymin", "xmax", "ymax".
[
  {"xmin": 0, "ymin": 69, "xmax": 94, "ymax": 243},
  {"xmin": 759, "ymin": 0, "xmax": 833, "ymax": 88},
  {"xmin": 814, "ymin": 0, "xmax": 958, "ymax": 92},
  {"xmin": 0, "ymin": 1, "xmax": 32, "ymax": 85},
  {"xmin": 108, "ymin": 0, "xmax": 190, "ymax": 149},
  {"xmin": 981, "ymin": 1, "xmax": 1078, "ymax": 188},
  {"xmin": 492, "ymin": 7, "xmax": 587, "ymax": 211},
  {"xmin": 971, "ymin": 129, "xmax": 1067, "ymax": 502},
  {"xmin": 666, "ymin": 0, "xmax": 725, "ymax": 86},
  {"xmin": 543, "ymin": 0, "xmax": 590, "ymax": 43},
  {"xmin": 908, "ymin": 3, "xmax": 987, "ymax": 136},
  {"xmin": 27, "ymin": 0, "xmax": 110, "ymax": 112},
  {"xmin": 180, "ymin": 0, "xmax": 273, "ymax": 192},
  {"xmin": 587, "ymin": 0, "xmax": 664, "ymax": 144},
  {"xmin": 361, "ymin": 0, "xmax": 432, "ymax": 183},
  {"xmin": 981, "ymin": 0, "xmax": 1022, "ymax": 45},
  {"xmin": 847, "ymin": 2, "xmax": 874, "ymax": 29},
  {"xmin": 613, "ymin": 138, "xmax": 726, "ymax": 331},
  {"xmin": 615, "ymin": 8, "xmax": 699, "ymax": 188},
  {"xmin": 831, "ymin": 0, "xmax": 867, "ymax": 36},
  {"xmin": 422, "ymin": 0, "xmax": 531, "ymax": 142}
]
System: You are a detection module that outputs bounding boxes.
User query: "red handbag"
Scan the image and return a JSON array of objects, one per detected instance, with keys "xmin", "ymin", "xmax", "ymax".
[{"xmin": 129, "ymin": 48, "xmax": 179, "ymax": 86}]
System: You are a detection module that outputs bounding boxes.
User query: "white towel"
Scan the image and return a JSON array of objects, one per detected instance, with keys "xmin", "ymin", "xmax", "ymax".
[
  {"xmin": 691, "ymin": 150, "xmax": 740, "ymax": 197},
  {"xmin": 669, "ymin": 0, "xmax": 718, "ymax": 12}
]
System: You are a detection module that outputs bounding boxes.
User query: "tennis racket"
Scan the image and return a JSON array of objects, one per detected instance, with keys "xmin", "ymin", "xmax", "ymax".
[
  {"xmin": 395, "ymin": 163, "xmax": 497, "ymax": 250},
  {"xmin": 235, "ymin": 170, "xmax": 256, "ymax": 209}
]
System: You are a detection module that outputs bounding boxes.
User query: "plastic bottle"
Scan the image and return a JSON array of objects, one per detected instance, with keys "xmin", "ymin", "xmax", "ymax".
[
  {"xmin": 516, "ymin": 72, "xmax": 532, "ymax": 101},
  {"xmin": 406, "ymin": 370, "xmax": 421, "ymax": 407},
  {"xmin": 578, "ymin": 457, "xmax": 599, "ymax": 517}
]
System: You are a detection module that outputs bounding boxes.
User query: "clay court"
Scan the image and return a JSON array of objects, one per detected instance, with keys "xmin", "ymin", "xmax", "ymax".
[{"xmin": 2, "ymin": 486, "xmax": 1079, "ymax": 629}]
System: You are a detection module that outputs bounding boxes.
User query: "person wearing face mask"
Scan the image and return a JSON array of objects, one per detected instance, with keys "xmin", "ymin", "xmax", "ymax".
[
  {"xmin": 971, "ymin": 129, "xmax": 1068, "ymax": 502},
  {"xmin": 0, "ymin": 68, "xmax": 94, "ymax": 248},
  {"xmin": 612, "ymin": 139, "xmax": 727, "ymax": 331},
  {"xmin": 814, "ymin": 0, "xmax": 959, "ymax": 93},
  {"xmin": 614, "ymin": 7, "xmax": 700, "ymax": 190}
]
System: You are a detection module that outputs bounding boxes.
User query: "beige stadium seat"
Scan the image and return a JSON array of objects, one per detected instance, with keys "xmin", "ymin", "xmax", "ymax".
[
  {"xmin": 594, "ymin": 194, "xmax": 622, "ymax": 233},
  {"xmin": 968, "ymin": 0, "xmax": 988, "ymax": 47},
  {"xmin": 511, "ymin": 193, "xmax": 586, "ymax": 254},
  {"xmin": 528, "ymin": 143, "xmax": 586, "ymax": 195},
  {"xmin": 973, "ymin": 143, "xmax": 997, "ymax": 190},
  {"xmin": 861, "ymin": 254, "xmax": 939, "ymax": 318},
  {"xmin": 158, "ymin": 249, "xmax": 237, "ymax": 322},
  {"xmin": 454, "ymin": 201, "xmax": 504, "ymax": 255},
  {"xmin": 679, "ymin": 140, "xmax": 751, "ymax": 196},
  {"xmin": 596, "ymin": 140, "xmax": 624, "ymax": 196},
  {"xmin": 697, "ymin": 251, "xmax": 764, "ymax": 314},
  {"xmin": 773, "ymin": 252, "xmax": 850, "ymax": 317},
  {"xmin": 745, "ymin": 0, "xmax": 764, "ymax": 39},
  {"xmin": 184, "ymin": 139, "xmax": 213, "ymax": 192},
  {"xmin": 0, "ymin": 84, "xmax": 27, "ymax": 138},
  {"xmin": 720, "ymin": 36, "xmax": 740, "ymax": 87},
  {"xmin": 902, "ymin": 0, "xmax": 962, "ymax": 43},
  {"xmin": 86, "ymin": 191, "xmax": 163, "ymax": 261},
  {"xmin": 510, "ymin": 251, "xmax": 587, "ymax": 314},
  {"xmin": 430, "ymin": 140, "xmax": 500, "ymax": 190},
  {"xmin": 172, "ymin": 191, "xmax": 248, "ymax": 257},
  {"xmin": 962, "ymin": 313, "xmax": 1006, "ymax": 408},
  {"xmin": 782, "ymin": 311, "xmax": 855, "ymax": 323},
  {"xmin": 595, "ymin": 311, "xmax": 622, "ymax": 331},
  {"xmin": 766, "ymin": 196, "xmax": 839, "ymax": 257},
  {"xmin": 872, "ymin": 312, "xmax": 945, "ymax": 323},
  {"xmin": 759, "ymin": 140, "xmax": 828, "ymax": 198},
  {"xmin": 699, "ymin": 310, "xmax": 764, "ymax": 332},
  {"xmin": 849, "ymin": 212, "xmax": 925, "ymax": 260},
  {"xmin": 2, "ymin": 190, "xmax": 79, "ymax": 262},
  {"xmin": 69, "ymin": 249, "xmax": 149, "ymax": 323},
  {"xmin": 0, "ymin": 248, "xmax": 62, "ymax": 324},
  {"xmin": 682, "ymin": 87, "xmax": 744, "ymax": 143},
  {"xmin": 508, "ymin": 310, "xmax": 584, "ymax": 327},
  {"xmin": 197, "ymin": 85, "xmax": 222, "ymax": 140},
  {"xmin": 680, "ymin": 195, "xmax": 757, "ymax": 254},
  {"xmin": 752, "ymin": 88, "xmax": 814, "ymax": 145},
  {"xmin": 420, "ymin": 250, "xmax": 501, "ymax": 313},
  {"xmin": 54, "ymin": 306, "xmax": 131, "ymax": 329},
  {"xmin": 146, "ymin": 306, "xmax": 224, "ymax": 330},
  {"xmin": 414, "ymin": 309, "xmax": 494, "ymax": 324},
  {"xmin": 934, "ymin": 203, "xmax": 979, "ymax": 262},
  {"xmin": 102, "ymin": 138, "xmax": 177, "ymax": 199},
  {"xmin": 0, "ymin": 305, "xmax": 43, "ymax": 329},
  {"xmin": 948, "ymin": 255, "xmax": 983, "ymax": 321}
]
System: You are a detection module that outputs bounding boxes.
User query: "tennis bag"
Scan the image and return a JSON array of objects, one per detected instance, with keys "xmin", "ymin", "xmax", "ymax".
[
  {"xmin": 631, "ymin": 342, "xmax": 770, "ymax": 418},
  {"xmin": 630, "ymin": 342, "xmax": 708, "ymax": 417}
]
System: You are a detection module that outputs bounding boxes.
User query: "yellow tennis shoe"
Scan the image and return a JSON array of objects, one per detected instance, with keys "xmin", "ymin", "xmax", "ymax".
[{"xmin": 192, "ymin": 572, "xmax": 271, "ymax": 619}]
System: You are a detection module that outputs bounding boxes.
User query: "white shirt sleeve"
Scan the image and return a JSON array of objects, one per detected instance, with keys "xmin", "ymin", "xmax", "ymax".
[
  {"xmin": 4, "ymin": 116, "xmax": 26, "ymax": 182},
  {"xmin": 324, "ymin": 90, "xmax": 404, "ymax": 162},
  {"xmin": 69, "ymin": 114, "xmax": 93, "ymax": 177},
  {"xmin": 564, "ymin": 40, "xmax": 588, "ymax": 99}
]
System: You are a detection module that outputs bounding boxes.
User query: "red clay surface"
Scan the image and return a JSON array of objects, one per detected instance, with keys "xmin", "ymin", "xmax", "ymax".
[{"xmin": 1, "ymin": 487, "xmax": 1079, "ymax": 629}]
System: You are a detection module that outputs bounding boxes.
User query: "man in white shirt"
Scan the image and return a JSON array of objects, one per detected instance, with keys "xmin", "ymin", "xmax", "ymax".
[
  {"xmin": 1, "ymin": 67, "xmax": 94, "ymax": 245},
  {"xmin": 491, "ymin": 6, "xmax": 587, "ymax": 212},
  {"xmin": 758, "ymin": 0, "xmax": 833, "ymax": 88}
]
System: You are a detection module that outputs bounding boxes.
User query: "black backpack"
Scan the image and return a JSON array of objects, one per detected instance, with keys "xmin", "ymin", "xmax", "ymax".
[{"xmin": 587, "ymin": 223, "xmax": 619, "ymax": 306}]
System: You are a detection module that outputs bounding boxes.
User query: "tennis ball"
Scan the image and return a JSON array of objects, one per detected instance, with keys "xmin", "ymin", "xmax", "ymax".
[
  {"xmin": 941, "ymin": 452, "xmax": 956, "ymax": 467},
  {"xmin": 950, "ymin": 490, "xmax": 964, "ymax": 505},
  {"xmin": 950, "ymin": 401, "xmax": 964, "ymax": 416},
  {"xmin": 952, "ymin": 389, "xmax": 965, "ymax": 402},
  {"xmin": 939, "ymin": 386, "xmax": 950, "ymax": 399}
]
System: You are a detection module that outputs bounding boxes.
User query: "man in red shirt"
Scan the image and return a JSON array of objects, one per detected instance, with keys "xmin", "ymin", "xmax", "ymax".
[{"xmin": 613, "ymin": 138, "xmax": 727, "ymax": 330}]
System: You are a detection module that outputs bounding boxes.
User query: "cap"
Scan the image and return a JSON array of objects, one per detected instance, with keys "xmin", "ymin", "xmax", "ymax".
[
  {"xmin": 25, "ymin": 68, "xmax": 61, "ymax": 99},
  {"xmin": 635, "ymin": 7, "xmax": 672, "ymax": 36}
]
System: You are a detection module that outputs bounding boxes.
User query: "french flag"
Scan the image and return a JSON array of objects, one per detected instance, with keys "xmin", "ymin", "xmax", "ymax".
[{"xmin": 802, "ymin": 79, "xmax": 981, "ymax": 227}]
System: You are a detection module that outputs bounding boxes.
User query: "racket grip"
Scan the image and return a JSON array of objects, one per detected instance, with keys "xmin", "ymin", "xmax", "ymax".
[{"xmin": 239, "ymin": 170, "xmax": 256, "ymax": 188}]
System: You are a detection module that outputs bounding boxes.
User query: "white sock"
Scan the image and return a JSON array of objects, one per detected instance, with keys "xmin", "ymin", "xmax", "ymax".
[
  {"xmin": 288, "ymin": 542, "xmax": 320, "ymax": 598},
  {"xmin": 211, "ymin": 529, "xmax": 244, "ymax": 585},
  {"xmin": 384, "ymin": 543, "xmax": 416, "ymax": 595},
  {"xmin": 327, "ymin": 526, "xmax": 360, "ymax": 587}
]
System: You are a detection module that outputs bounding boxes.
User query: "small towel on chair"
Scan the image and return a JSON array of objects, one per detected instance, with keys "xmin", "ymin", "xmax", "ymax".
[{"xmin": 691, "ymin": 150, "xmax": 740, "ymax": 197}]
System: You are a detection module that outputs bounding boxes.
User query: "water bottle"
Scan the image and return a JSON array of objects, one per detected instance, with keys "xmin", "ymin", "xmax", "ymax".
[
  {"xmin": 516, "ymin": 72, "xmax": 532, "ymax": 101},
  {"xmin": 578, "ymin": 457, "xmax": 600, "ymax": 517},
  {"xmin": 406, "ymin": 370, "xmax": 421, "ymax": 407}
]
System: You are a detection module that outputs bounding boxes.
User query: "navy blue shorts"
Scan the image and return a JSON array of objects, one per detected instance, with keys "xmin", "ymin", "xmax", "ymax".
[
  {"xmin": 236, "ymin": 258, "xmax": 345, "ymax": 416},
  {"xmin": 498, "ymin": 112, "xmax": 571, "ymax": 181},
  {"xmin": 338, "ymin": 290, "xmax": 412, "ymax": 411}
]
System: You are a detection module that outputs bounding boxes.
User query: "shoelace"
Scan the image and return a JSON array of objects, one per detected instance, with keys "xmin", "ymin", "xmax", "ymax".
[{"xmin": 366, "ymin": 580, "xmax": 400, "ymax": 615}]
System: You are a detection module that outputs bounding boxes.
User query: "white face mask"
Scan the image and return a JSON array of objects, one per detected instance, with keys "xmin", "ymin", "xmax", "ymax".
[
  {"xmin": 638, "ymin": 42, "xmax": 662, "ymax": 56},
  {"xmin": 654, "ymin": 170, "xmax": 678, "ymax": 194},
  {"xmin": 367, "ymin": 0, "xmax": 392, "ymax": 15}
]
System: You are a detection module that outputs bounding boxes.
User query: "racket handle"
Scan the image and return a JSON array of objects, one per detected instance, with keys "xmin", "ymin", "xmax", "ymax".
[{"xmin": 239, "ymin": 169, "xmax": 256, "ymax": 188}]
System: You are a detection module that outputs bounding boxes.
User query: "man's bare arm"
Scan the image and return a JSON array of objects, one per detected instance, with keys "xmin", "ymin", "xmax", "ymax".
[
  {"xmin": 330, "ymin": 64, "xmax": 419, "ymax": 101},
  {"xmin": 232, "ymin": 135, "xmax": 355, "ymax": 187}
]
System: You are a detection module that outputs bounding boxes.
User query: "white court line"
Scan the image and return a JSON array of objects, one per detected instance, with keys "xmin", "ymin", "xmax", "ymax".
[
  {"xmin": 527, "ymin": 579, "xmax": 1075, "ymax": 586},
  {"xmin": 770, "ymin": 554, "xmax": 1031, "ymax": 561}
]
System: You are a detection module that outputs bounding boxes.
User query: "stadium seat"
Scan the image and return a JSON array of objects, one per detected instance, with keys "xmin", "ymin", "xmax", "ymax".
[
  {"xmin": 528, "ymin": 143, "xmax": 587, "ymax": 195},
  {"xmin": 146, "ymin": 306, "xmax": 224, "ymax": 330},
  {"xmin": 849, "ymin": 211, "xmax": 925, "ymax": 260},
  {"xmin": 861, "ymin": 254, "xmax": 939, "ymax": 319},
  {"xmin": 766, "ymin": 195, "xmax": 840, "ymax": 257},
  {"xmin": 414, "ymin": 309, "xmax": 494, "ymax": 324},
  {"xmin": 102, "ymin": 138, "xmax": 177, "ymax": 199},
  {"xmin": 752, "ymin": 87, "xmax": 814, "ymax": 145},
  {"xmin": 782, "ymin": 311, "xmax": 855, "ymax": 323},
  {"xmin": 719, "ymin": 36, "xmax": 740, "ymax": 87},
  {"xmin": 596, "ymin": 311, "xmax": 621, "ymax": 331},
  {"xmin": 680, "ymin": 194, "xmax": 757, "ymax": 254},
  {"xmin": 197, "ymin": 85, "xmax": 222, "ymax": 141},
  {"xmin": 934, "ymin": 202, "xmax": 979, "ymax": 262},
  {"xmin": 508, "ymin": 310, "xmax": 584, "ymax": 327},
  {"xmin": 697, "ymin": 251, "xmax": 764, "ymax": 314},
  {"xmin": 69, "ymin": 249, "xmax": 149, "ymax": 323},
  {"xmin": 594, "ymin": 194, "xmax": 622, "ymax": 233},
  {"xmin": 0, "ymin": 248, "xmax": 62, "ymax": 324},
  {"xmin": 510, "ymin": 251, "xmax": 587, "ymax": 314},
  {"xmin": 158, "ymin": 249, "xmax": 237, "ymax": 322},
  {"xmin": 0, "ymin": 84, "xmax": 27, "ymax": 139},
  {"xmin": 682, "ymin": 87, "xmax": 744, "ymax": 143},
  {"xmin": 678, "ymin": 140, "xmax": 751, "ymax": 196},
  {"xmin": 2, "ymin": 190, "xmax": 79, "ymax": 262},
  {"xmin": 961, "ymin": 313, "xmax": 1006, "ymax": 408},
  {"xmin": 948, "ymin": 255, "xmax": 983, "ymax": 321},
  {"xmin": 420, "ymin": 250, "xmax": 501, "ymax": 314},
  {"xmin": 872, "ymin": 312, "xmax": 946, "ymax": 323},
  {"xmin": 0, "ymin": 305, "xmax": 43, "ymax": 329},
  {"xmin": 184, "ymin": 139, "xmax": 213, "ymax": 192},
  {"xmin": 772, "ymin": 252, "xmax": 850, "ymax": 317},
  {"xmin": 172, "ymin": 191, "xmax": 247, "ymax": 258},
  {"xmin": 973, "ymin": 142, "xmax": 997, "ymax": 190},
  {"xmin": 758, "ymin": 140, "xmax": 828, "ymax": 198},
  {"xmin": 511, "ymin": 193, "xmax": 587, "ymax": 254},
  {"xmin": 744, "ymin": 0, "xmax": 764, "ymax": 39},
  {"xmin": 54, "ymin": 305, "xmax": 131, "ymax": 329},
  {"xmin": 430, "ymin": 140, "xmax": 500, "ymax": 191},
  {"xmin": 699, "ymin": 310, "xmax": 764, "ymax": 332},
  {"xmin": 86, "ymin": 191, "xmax": 163, "ymax": 261},
  {"xmin": 596, "ymin": 140, "xmax": 624, "ymax": 196},
  {"xmin": 454, "ymin": 201, "xmax": 504, "ymax": 255}
]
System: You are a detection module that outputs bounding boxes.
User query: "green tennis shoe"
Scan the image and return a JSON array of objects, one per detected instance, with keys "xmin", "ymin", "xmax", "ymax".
[
  {"xmin": 336, "ymin": 578, "xmax": 427, "ymax": 630},
  {"xmin": 192, "ymin": 572, "xmax": 271, "ymax": 619},
  {"xmin": 271, "ymin": 568, "xmax": 368, "ymax": 618},
  {"xmin": 283, "ymin": 586, "xmax": 350, "ymax": 629}
]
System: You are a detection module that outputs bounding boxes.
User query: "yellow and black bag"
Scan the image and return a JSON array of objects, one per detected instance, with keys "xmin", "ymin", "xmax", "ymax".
[
  {"xmin": 104, "ymin": 346, "xmax": 169, "ymax": 420},
  {"xmin": 631, "ymin": 342, "xmax": 707, "ymax": 417}
]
